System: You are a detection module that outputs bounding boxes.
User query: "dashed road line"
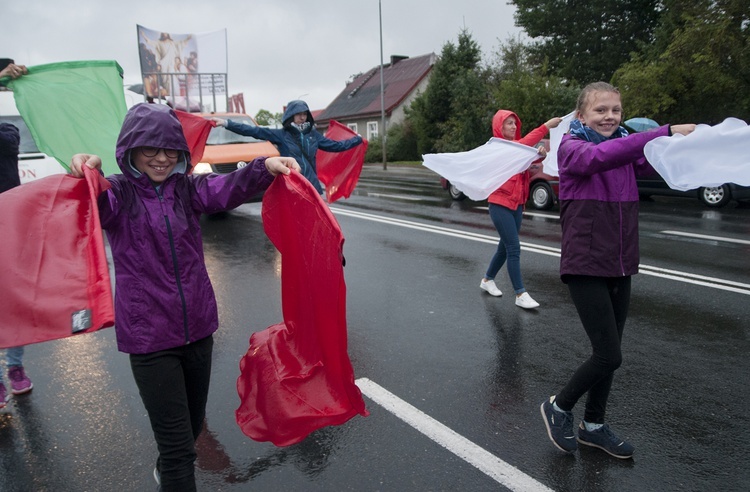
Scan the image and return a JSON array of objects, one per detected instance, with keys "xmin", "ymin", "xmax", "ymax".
[{"xmin": 331, "ymin": 207, "xmax": 750, "ymax": 295}]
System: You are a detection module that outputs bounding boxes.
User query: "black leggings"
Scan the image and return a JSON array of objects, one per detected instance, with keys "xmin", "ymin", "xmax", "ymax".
[
  {"xmin": 555, "ymin": 276, "xmax": 631, "ymax": 423},
  {"xmin": 130, "ymin": 335, "xmax": 213, "ymax": 492}
]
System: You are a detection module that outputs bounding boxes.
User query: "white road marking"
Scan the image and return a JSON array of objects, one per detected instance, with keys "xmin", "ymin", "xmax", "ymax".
[
  {"xmin": 660, "ymin": 230, "xmax": 750, "ymax": 245},
  {"xmin": 356, "ymin": 378, "xmax": 554, "ymax": 492},
  {"xmin": 366, "ymin": 192, "xmax": 425, "ymax": 201},
  {"xmin": 331, "ymin": 207, "xmax": 750, "ymax": 295},
  {"xmin": 474, "ymin": 207, "xmax": 560, "ymax": 220}
]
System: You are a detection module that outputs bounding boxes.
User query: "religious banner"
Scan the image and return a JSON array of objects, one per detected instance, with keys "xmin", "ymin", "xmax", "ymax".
[{"xmin": 137, "ymin": 25, "xmax": 227, "ymax": 109}]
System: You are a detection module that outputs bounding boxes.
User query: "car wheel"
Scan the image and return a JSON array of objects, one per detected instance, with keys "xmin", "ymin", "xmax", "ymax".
[
  {"xmin": 530, "ymin": 182, "xmax": 554, "ymax": 210},
  {"xmin": 448, "ymin": 183, "xmax": 466, "ymax": 201},
  {"xmin": 698, "ymin": 185, "xmax": 731, "ymax": 207}
]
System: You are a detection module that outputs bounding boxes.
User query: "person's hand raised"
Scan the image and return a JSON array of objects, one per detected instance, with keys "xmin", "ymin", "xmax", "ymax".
[
  {"xmin": 544, "ymin": 117, "xmax": 563, "ymax": 129},
  {"xmin": 70, "ymin": 154, "xmax": 102, "ymax": 178},
  {"xmin": 265, "ymin": 156, "xmax": 300, "ymax": 176},
  {"xmin": 670, "ymin": 124, "xmax": 696, "ymax": 136}
]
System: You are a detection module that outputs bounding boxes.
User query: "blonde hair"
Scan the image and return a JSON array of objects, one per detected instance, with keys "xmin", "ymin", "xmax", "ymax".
[{"xmin": 576, "ymin": 82, "xmax": 620, "ymax": 113}]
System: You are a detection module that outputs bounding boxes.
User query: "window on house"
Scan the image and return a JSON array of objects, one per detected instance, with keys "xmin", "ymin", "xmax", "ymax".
[
  {"xmin": 367, "ymin": 121, "xmax": 378, "ymax": 141},
  {"xmin": 347, "ymin": 123, "xmax": 358, "ymax": 134}
]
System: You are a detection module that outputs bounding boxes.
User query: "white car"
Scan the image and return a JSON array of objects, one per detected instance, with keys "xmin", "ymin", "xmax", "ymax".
[{"xmin": 0, "ymin": 90, "xmax": 66, "ymax": 183}]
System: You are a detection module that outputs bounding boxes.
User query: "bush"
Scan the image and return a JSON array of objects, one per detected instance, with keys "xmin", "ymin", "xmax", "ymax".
[
  {"xmin": 363, "ymin": 122, "xmax": 420, "ymax": 164},
  {"xmin": 364, "ymin": 136, "xmax": 383, "ymax": 163}
]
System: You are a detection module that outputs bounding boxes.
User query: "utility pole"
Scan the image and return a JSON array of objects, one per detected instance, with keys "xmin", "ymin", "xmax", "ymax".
[{"xmin": 379, "ymin": 0, "xmax": 387, "ymax": 170}]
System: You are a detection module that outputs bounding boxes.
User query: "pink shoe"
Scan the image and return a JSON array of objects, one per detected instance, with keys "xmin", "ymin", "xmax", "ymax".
[
  {"xmin": 0, "ymin": 383, "xmax": 8, "ymax": 409},
  {"xmin": 8, "ymin": 366, "xmax": 33, "ymax": 395}
]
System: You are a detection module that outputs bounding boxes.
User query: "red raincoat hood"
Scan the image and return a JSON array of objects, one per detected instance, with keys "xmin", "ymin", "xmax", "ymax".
[{"xmin": 492, "ymin": 109, "xmax": 522, "ymax": 141}]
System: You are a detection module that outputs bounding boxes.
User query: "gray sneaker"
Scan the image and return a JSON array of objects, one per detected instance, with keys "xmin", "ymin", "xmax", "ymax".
[
  {"xmin": 577, "ymin": 423, "xmax": 635, "ymax": 459},
  {"xmin": 540, "ymin": 396, "xmax": 577, "ymax": 453}
]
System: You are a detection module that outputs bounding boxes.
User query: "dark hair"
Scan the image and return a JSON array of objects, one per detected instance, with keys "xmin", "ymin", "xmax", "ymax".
[
  {"xmin": 0, "ymin": 59, "xmax": 15, "ymax": 72},
  {"xmin": 576, "ymin": 82, "xmax": 620, "ymax": 112}
]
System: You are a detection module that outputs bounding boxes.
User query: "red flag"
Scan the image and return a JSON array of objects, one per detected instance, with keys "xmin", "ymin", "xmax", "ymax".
[
  {"xmin": 316, "ymin": 120, "xmax": 368, "ymax": 203},
  {"xmin": 0, "ymin": 167, "xmax": 114, "ymax": 348},
  {"xmin": 236, "ymin": 171, "xmax": 368, "ymax": 446},
  {"xmin": 175, "ymin": 110, "xmax": 214, "ymax": 166}
]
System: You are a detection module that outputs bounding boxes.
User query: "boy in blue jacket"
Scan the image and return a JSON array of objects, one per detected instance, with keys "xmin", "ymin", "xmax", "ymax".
[{"xmin": 210, "ymin": 100, "xmax": 363, "ymax": 194}]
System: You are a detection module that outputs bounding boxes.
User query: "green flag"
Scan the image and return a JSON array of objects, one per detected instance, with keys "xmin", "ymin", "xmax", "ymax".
[{"xmin": 7, "ymin": 60, "xmax": 127, "ymax": 176}]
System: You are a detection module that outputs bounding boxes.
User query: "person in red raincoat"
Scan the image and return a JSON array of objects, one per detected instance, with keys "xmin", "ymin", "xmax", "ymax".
[{"xmin": 479, "ymin": 110, "xmax": 562, "ymax": 309}]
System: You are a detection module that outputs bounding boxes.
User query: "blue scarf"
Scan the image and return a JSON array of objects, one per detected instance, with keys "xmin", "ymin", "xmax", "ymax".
[{"xmin": 568, "ymin": 119, "xmax": 628, "ymax": 144}]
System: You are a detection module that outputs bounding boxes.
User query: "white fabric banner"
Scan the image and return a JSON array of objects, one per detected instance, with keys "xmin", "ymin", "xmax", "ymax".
[
  {"xmin": 541, "ymin": 111, "xmax": 575, "ymax": 177},
  {"xmin": 644, "ymin": 118, "xmax": 750, "ymax": 191},
  {"xmin": 422, "ymin": 138, "xmax": 540, "ymax": 201}
]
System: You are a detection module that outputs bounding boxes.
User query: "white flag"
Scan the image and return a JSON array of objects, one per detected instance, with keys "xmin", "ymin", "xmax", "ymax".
[
  {"xmin": 422, "ymin": 138, "xmax": 540, "ymax": 201},
  {"xmin": 644, "ymin": 118, "xmax": 750, "ymax": 191},
  {"xmin": 541, "ymin": 111, "xmax": 575, "ymax": 177}
]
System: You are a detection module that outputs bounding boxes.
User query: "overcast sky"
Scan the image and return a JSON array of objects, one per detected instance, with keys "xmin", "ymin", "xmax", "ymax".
[{"xmin": 5, "ymin": 0, "xmax": 523, "ymax": 117}]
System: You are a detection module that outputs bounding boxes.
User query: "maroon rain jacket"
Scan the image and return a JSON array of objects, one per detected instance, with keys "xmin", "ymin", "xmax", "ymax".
[{"xmin": 101, "ymin": 103, "xmax": 274, "ymax": 354}]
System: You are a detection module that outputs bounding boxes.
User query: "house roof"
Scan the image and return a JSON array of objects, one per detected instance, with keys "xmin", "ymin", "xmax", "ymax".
[{"xmin": 316, "ymin": 53, "xmax": 436, "ymax": 123}]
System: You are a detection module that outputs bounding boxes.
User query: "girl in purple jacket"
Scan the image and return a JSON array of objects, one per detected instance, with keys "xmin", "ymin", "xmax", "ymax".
[
  {"xmin": 539, "ymin": 82, "xmax": 694, "ymax": 459},
  {"xmin": 70, "ymin": 103, "xmax": 298, "ymax": 491}
]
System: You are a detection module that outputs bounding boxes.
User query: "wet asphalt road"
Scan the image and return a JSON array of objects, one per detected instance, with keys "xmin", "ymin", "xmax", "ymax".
[{"xmin": 2, "ymin": 164, "xmax": 749, "ymax": 492}]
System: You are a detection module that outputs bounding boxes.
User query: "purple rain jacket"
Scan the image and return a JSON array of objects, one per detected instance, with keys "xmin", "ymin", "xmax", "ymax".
[
  {"xmin": 99, "ymin": 103, "xmax": 274, "ymax": 354},
  {"xmin": 557, "ymin": 125, "xmax": 670, "ymax": 280}
]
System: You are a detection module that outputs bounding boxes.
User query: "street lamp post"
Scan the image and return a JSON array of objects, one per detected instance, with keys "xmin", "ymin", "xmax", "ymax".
[{"xmin": 379, "ymin": 0, "xmax": 387, "ymax": 170}]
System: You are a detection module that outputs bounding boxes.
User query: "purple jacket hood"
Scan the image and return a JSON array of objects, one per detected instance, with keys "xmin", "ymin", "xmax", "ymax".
[{"xmin": 100, "ymin": 103, "xmax": 273, "ymax": 354}]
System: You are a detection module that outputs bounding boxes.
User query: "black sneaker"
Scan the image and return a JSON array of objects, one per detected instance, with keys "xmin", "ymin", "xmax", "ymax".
[
  {"xmin": 540, "ymin": 396, "xmax": 577, "ymax": 453},
  {"xmin": 577, "ymin": 423, "xmax": 635, "ymax": 459}
]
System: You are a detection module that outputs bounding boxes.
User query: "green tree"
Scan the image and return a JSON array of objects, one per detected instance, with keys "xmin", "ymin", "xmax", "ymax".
[
  {"xmin": 407, "ymin": 29, "xmax": 490, "ymax": 154},
  {"xmin": 254, "ymin": 109, "xmax": 282, "ymax": 127},
  {"xmin": 510, "ymin": 0, "xmax": 662, "ymax": 83},
  {"xmin": 613, "ymin": 0, "xmax": 750, "ymax": 123},
  {"xmin": 434, "ymin": 64, "xmax": 493, "ymax": 152},
  {"xmin": 487, "ymin": 37, "xmax": 579, "ymax": 131},
  {"xmin": 386, "ymin": 121, "xmax": 420, "ymax": 161},
  {"xmin": 364, "ymin": 121, "xmax": 420, "ymax": 162}
]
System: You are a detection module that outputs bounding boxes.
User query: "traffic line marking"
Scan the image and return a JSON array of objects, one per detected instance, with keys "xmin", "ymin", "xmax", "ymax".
[
  {"xmin": 331, "ymin": 207, "xmax": 750, "ymax": 295},
  {"xmin": 356, "ymin": 378, "xmax": 553, "ymax": 492},
  {"xmin": 660, "ymin": 230, "xmax": 750, "ymax": 245}
]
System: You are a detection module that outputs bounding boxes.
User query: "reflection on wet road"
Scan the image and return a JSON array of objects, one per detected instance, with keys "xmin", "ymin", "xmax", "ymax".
[{"xmin": 2, "ymin": 164, "xmax": 748, "ymax": 491}]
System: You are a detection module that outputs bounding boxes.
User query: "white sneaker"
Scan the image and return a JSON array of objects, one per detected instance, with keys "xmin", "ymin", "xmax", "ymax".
[
  {"xmin": 515, "ymin": 292, "xmax": 540, "ymax": 309},
  {"xmin": 480, "ymin": 279, "xmax": 502, "ymax": 297}
]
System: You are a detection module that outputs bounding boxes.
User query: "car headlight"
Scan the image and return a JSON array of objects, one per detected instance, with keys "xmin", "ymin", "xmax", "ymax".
[{"xmin": 193, "ymin": 162, "xmax": 213, "ymax": 174}]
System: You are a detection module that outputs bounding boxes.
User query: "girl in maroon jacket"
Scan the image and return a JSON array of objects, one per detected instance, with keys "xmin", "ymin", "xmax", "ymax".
[
  {"xmin": 480, "ymin": 110, "xmax": 562, "ymax": 309},
  {"xmin": 71, "ymin": 103, "xmax": 299, "ymax": 491},
  {"xmin": 540, "ymin": 82, "xmax": 694, "ymax": 459}
]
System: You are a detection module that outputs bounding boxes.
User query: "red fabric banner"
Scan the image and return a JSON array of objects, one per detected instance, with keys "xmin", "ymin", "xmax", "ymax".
[
  {"xmin": 315, "ymin": 120, "xmax": 368, "ymax": 203},
  {"xmin": 0, "ymin": 167, "xmax": 114, "ymax": 348},
  {"xmin": 236, "ymin": 171, "xmax": 368, "ymax": 446},
  {"xmin": 175, "ymin": 110, "xmax": 214, "ymax": 166}
]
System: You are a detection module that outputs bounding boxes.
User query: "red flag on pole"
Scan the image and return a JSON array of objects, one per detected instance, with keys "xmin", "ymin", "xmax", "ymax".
[
  {"xmin": 316, "ymin": 120, "xmax": 368, "ymax": 203},
  {"xmin": 0, "ymin": 167, "xmax": 114, "ymax": 348},
  {"xmin": 175, "ymin": 110, "xmax": 214, "ymax": 165},
  {"xmin": 236, "ymin": 171, "xmax": 368, "ymax": 446}
]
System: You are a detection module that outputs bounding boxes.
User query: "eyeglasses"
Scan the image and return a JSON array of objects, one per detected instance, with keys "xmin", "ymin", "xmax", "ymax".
[{"xmin": 140, "ymin": 147, "xmax": 179, "ymax": 158}]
